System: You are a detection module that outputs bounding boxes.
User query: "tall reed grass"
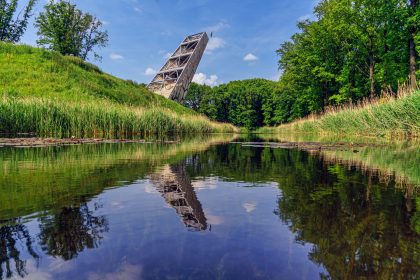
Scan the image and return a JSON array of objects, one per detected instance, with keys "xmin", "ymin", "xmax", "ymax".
[
  {"xmin": 0, "ymin": 96, "xmax": 236, "ymax": 137},
  {"xmin": 262, "ymin": 84, "xmax": 420, "ymax": 138}
]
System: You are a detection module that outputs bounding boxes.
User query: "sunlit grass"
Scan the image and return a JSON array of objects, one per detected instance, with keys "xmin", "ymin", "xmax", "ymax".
[
  {"xmin": 0, "ymin": 95, "xmax": 235, "ymax": 137},
  {"xmin": 259, "ymin": 85, "xmax": 420, "ymax": 138}
]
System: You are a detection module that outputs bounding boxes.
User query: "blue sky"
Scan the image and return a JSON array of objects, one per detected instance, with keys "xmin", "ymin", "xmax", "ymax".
[{"xmin": 20, "ymin": 0, "xmax": 319, "ymax": 86}]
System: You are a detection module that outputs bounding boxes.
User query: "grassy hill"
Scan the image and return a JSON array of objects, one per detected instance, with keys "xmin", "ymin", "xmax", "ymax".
[{"xmin": 0, "ymin": 43, "xmax": 236, "ymax": 137}]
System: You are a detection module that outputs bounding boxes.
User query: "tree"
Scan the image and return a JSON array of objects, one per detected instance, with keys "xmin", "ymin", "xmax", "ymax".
[
  {"xmin": 0, "ymin": 0, "xmax": 36, "ymax": 42},
  {"xmin": 35, "ymin": 0, "xmax": 108, "ymax": 60},
  {"xmin": 183, "ymin": 79, "xmax": 280, "ymax": 129},
  {"xmin": 408, "ymin": 0, "xmax": 418, "ymax": 87},
  {"xmin": 183, "ymin": 83, "xmax": 211, "ymax": 111},
  {"xmin": 275, "ymin": 0, "xmax": 416, "ymax": 123}
]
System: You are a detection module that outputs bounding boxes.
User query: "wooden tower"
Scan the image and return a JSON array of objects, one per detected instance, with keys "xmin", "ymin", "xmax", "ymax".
[{"xmin": 147, "ymin": 32, "xmax": 209, "ymax": 103}]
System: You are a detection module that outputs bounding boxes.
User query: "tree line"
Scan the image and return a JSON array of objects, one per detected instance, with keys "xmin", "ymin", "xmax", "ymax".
[
  {"xmin": 0, "ymin": 0, "xmax": 108, "ymax": 60},
  {"xmin": 183, "ymin": 79, "xmax": 282, "ymax": 130},
  {"xmin": 185, "ymin": 0, "xmax": 419, "ymax": 128},
  {"xmin": 277, "ymin": 0, "xmax": 418, "ymax": 119}
]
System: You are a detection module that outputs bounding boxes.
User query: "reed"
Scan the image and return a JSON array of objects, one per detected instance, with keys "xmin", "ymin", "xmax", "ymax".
[
  {"xmin": 0, "ymin": 96, "xmax": 236, "ymax": 137},
  {"xmin": 261, "ymin": 84, "xmax": 420, "ymax": 138}
]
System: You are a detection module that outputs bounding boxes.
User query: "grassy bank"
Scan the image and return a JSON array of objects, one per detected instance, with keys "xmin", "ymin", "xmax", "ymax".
[
  {"xmin": 258, "ymin": 88, "xmax": 420, "ymax": 138},
  {"xmin": 0, "ymin": 43, "xmax": 236, "ymax": 136}
]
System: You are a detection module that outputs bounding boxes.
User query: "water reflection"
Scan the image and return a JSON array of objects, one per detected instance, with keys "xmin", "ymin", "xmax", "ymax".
[
  {"xmin": 0, "ymin": 201, "xmax": 108, "ymax": 279},
  {"xmin": 0, "ymin": 219, "xmax": 39, "ymax": 279},
  {"xmin": 185, "ymin": 143, "xmax": 419, "ymax": 279},
  {"xmin": 151, "ymin": 163, "xmax": 207, "ymax": 231},
  {"xmin": 0, "ymin": 136, "xmax": 418, "ymax": 279},
  {"xmin": 38, "ymin": 202, "xmax": 109, "ymax": 260},
  {"xmin": 274, "ymin": 161, "xmax": 418, "ymax": 279}
]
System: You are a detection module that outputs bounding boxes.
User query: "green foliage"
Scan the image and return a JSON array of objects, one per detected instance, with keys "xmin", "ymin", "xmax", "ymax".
[
  {"xmin": 0, "ymin": 0, "xmax": 36, "ymax": 42},
  {"xmin": 276, "ymin": 0, "xmax": 419, "ymax": 121},
  {"xmin": 0, "ymin": 42, "xmax": 236, "ymax": 135},
  {"xmin": 183, "ymin": 79, "xmax": 281, "ymax": 129},
  {"xmin": 35, "ymin": 0, "xmax": 108, "ymax": 60}
]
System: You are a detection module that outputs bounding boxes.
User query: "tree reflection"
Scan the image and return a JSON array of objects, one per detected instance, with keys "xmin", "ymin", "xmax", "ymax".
[
  {"xmin": 0, "ymin": 219, "xmax": 39, "ymax": 279},
  {"xmin": 276, "ymin": 163, "xmax": 418, "ymax": 279},
  {"xmin": 38, "ymin": 202, "xmax": 109, "ymax": 260}
]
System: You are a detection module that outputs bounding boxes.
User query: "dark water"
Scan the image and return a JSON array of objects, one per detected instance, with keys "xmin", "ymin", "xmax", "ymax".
[{"xmin": 0, "ymin": 135, "xmax": 418, "ymax": 279}]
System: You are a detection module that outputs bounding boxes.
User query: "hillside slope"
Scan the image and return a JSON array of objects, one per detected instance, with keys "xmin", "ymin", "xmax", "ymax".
[{"xmin": 0, "ymin": 43, "xmax": 235, "ymax": 136}]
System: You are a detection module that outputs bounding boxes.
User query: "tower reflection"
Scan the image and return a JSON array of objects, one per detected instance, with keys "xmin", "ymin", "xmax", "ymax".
[{"xmin": 151, "ymin": 163, "xmax": 207, "ymax": 231}]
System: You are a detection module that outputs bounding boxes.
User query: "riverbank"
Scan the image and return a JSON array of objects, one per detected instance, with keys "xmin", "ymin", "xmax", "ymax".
[
  {"xmin": 0, "ymin": 134, "xmax": 239, "ymax": 147},
  {"xmin": 0, "ymin": 43, "xmax": 236, "ymax": 136},
  {"xmin": 0, "ymin": 137, "xmax": 173, "ymax": 147},
  {"xmin": 258, "ymin": 87, "xmax": 420, "ymax": 138}
]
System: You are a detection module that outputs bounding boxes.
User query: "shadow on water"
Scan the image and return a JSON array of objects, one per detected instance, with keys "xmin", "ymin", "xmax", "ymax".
[{"xmin": 0, "ymin": 133, "xmax": 418, "ymax": 279}]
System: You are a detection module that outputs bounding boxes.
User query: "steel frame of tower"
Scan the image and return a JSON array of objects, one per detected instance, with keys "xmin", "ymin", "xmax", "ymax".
[{"xmin": 147, "ymin": 32, "xmax": 209, "ymax": 103}]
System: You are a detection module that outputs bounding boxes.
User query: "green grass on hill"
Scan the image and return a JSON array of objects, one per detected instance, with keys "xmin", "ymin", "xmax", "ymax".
[
  {"xmin": 258, "ymin": 89, "xmax": 420, "ymax": 138},
  {"xmin": 0, "ymin": 43, "xmax": 236, "ymax": 136}
]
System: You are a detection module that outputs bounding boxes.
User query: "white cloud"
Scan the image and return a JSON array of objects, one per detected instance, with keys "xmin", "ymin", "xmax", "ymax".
[
  {"xmin": 144, "ymin": 67, "xmax": 157, "ymax": 76},
  {"xmin": 205, "ymin": 20, "xmax": 230, "ymax": 33},
  {"xmin": 243, "ymin": 53, "xmax": 258, "ymax": 62},
  {"xmin": 207, "ymin": 37, "xmax": 225, "ymax": 51},
  {"xmin": 134, "ymin": 6, "xmax": 142, "ymax": 13},
  {"xmin": 243, "ymin": 202, "xmax": 257, "ymax": 213},
  {"xmin": 88, "ymin": 263, "xmax": 143, "ymax": 280},
  {"xmin": 109, "ymin": 53, "xmax": 123, "ymax": 60},
  {"xmin": 206, "ymin": 214, "xmax": 224, "ymax": 225},
  {"xmin": 164, "ymin": 52, "xmax": 172, "ymax": 59},
  {"xmin": 192, "ymin": 73, "xmax": 219, "ymax": 87},
  {"xmin": 192, "ymin": 178, "xmax": 218, "ymax": 190}
]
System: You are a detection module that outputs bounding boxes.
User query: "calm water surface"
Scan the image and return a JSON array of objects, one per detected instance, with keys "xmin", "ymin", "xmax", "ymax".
[{"xmin": 0, "ymin": 135, "xmax": 418, "ymax": 279}]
